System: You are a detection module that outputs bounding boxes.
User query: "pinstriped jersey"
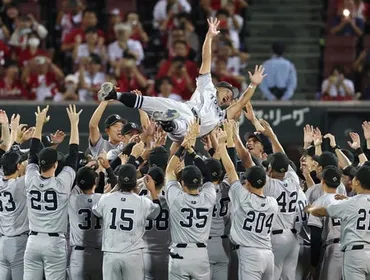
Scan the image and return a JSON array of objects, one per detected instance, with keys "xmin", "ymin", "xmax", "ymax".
[
  {"xmin": 327, "ymin": 194, "xmax": 370, "ymax": 250},
  {"xmin": 165, "ymin": 180, "xmax": 216, "ymax": 244},
  {"xmin": 295, "ymin": 189, "xmax": 310, "ymax": 245},
  {"xmin": 25, "ymin": 164, "xmax": 76, "ymax": 233},
  {"xmin": 229, "ymin": 180, "xmax": 278, "ymax": 249},
  {"xmin": 210, "ymin": 181, "xmax": 231, "ymax": 237},
  {"xmin": 69, "ymin": 189, "xmax": 103, "ymax": 248},
  {"xmin": 264, "ymin": 166, "xmax": 300, "ymax": 230},
  {"xmin": 305, "ymin": 182, "xmax": 347, "ymax": 204},
  {"xmin": 308, "ymin": 193, "xmax": 341, "ymax": 243},
  {"xmin": 0, "ymin": 176, "xmax": 29, "ymax": 236}
]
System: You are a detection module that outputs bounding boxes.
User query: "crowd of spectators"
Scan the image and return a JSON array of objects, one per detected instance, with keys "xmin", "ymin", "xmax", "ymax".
[{"xmin": 0, "ymin": 0, "xmax": 250, "ymax": 102}]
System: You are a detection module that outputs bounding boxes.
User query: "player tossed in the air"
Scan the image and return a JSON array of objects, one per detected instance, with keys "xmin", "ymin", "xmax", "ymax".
[{"xmin": 97, "ymin": 18, "xmax": 266, "ymax": 142}]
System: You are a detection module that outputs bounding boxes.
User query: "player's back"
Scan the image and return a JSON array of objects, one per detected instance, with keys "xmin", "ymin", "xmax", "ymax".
[
  {"xmin": 166, "ymin": 181, "xmax": 216, "ymax": 244},
  {"xmin": 295, "ymin": 189, "xmax": 310, "ymax": 245},
  {"xmin": 264, "ymin": 174, "xmax": 300, "ymax": 230},
  {"xmin": 93, "ymin": 191, "xmax": 160, "ymax": 253},
  {"xmin": 210, "ymin": 181, "xmax": 231, "ymax": 237},
  {"xmin": 306, "ymin": 182, "xmax": 347, "ymax": 204},
  {"xmin": 329, "ymin": 194, "xmax": 370, "ymax": 249},
  {"xmin": 143, "ymin": 195, "xmax": 171, "ymax": 253},
  {"xmin": 229, "ymin": 181, "xmax": 278, "ymax": 249},
  {"xmin": 0, "ymin": 176, "xmax": 29, "ymax": 236},
  {"xmin": 69, "ymin": 190, "xmax": 103, "ymax": 248}
]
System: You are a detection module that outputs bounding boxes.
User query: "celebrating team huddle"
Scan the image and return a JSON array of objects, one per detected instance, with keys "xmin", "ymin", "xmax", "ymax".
[{"xmin": 1, "ymin": 17, "xmax": 370, "ymax": 280}]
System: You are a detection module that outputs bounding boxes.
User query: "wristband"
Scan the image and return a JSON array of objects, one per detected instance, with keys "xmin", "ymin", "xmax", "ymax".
[
  {"xmin": 137, "ymin": 156, "xmax": 144, "ymax": 164},
  {"xmin": 248, "ymin": 83, "xmax": 256, "ymax": 89},
  {"xmin": 175, "ymin": 146, "xmax": 185, "ymax": 158},
  {"xmin": 355, "ymin": 147, "xmax": 364, "ymax": 156}
]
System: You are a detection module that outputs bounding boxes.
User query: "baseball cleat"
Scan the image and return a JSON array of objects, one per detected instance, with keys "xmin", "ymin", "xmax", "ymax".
[
  {"xmin": 152, "ymin": 109, "xmax": 180, "ymax": 122},
  {"xmin": 98, "ymin": 82, "xmax": 117, "ymax": 101}
]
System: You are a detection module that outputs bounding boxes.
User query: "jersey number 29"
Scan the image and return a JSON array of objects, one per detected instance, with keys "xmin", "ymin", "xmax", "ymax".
[{"xmin": 30, "ymin": 190, "xmax": 57, "ymax": 211}]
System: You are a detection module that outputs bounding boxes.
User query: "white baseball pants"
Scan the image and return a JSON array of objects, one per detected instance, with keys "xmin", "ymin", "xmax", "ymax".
[
  {"xmin": 207, "ymin": 237, "xmax": 230, "ymax": 280},
  {"xmin": 343, "ymin": 247, "xmax": 370, "ymax": 280},
  {"xmin": 237, "ymin": 246, "xmax": 274, "ymax": 280},
  {"xmin": 69, "ymin": 246, "xmax": 103, "ymax": 280},
  {"xmin": 319, "ymin": 243, "xmax": 343, "ymax": 280},
  {"xmin": 143, "ymin": 251, "xmax": 169, "ymax": 280}
]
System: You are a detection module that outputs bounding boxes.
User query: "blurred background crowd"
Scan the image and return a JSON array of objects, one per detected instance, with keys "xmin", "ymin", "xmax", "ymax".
[{"xmin": 0, "ymin": 0, "xmax": 369, "ymax": 102}]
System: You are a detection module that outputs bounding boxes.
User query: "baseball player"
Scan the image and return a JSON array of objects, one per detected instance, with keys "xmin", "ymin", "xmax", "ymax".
[
  {"xmin": 307, "ymin": 165, "xmax": 370, "ymax": 280},
  {"xmin": 68, "ymin": 166, "xmax": 103, "ymax": 280},
  {"xmin": 24, "ymin": 105, "xmax": 80, "ymax": 280},
  {"xmin": 294, "ymin": 188, "xmax": 310, "ymax": 280},
  {"xmin": 218, "ymin": 130, "xmax": 278, "ymax": 280},
  {"xmin": 206, "ymin": 158, "xmax": 231, "ymax": 280},
  {"xmin": 92, "ymin": 164, "xmax": 161, "ymax": 280},
  {"xmin": 97, "ymin": 18, "xmax": 266, "ymax": 142},
  {"xmin": 141, "ymin": 167, "xmax": 171, "ymax": 280},
  {"xmin": 165, "ymin": 136, "xmax": 216, "ymax": 279},
  {"xmin": 305, "ymin": 152, "xmax": 347, "ymax": 204},
  {"xmin": 307, "ymin": 166, "xmax": 343, "ymax": 280},
  {"xmin": 0, "ymin": 149, "xmax": 28, "ymax": 280}
]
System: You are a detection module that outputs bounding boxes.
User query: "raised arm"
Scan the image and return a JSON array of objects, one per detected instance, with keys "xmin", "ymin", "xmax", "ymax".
[
  {"xmin": 324, "ymin": 133, "xmax": 352, "ymax": 168},
  {"xmin": 218, "ymin": 128, "xmax": 239, "ymax": 183},
  {"xmin": 0, "ymin": 110, "xmax": 10, "ymax": 152},
  {"xmin": 89, "ymin": 101, "xmax": 108, "ymax": 146},
  {"xmin": 227, "ymin": 65, "xmax": 266, "ymax": 120},
  {"xmin": 199, "ymin": 18, "xmax": 220, "ymax": 75},
  {"xmin": 64, "ymin": 104, "xmax": 82, "ymax": 170},
  {"xmin": 259, "ymin": 119, "xmax": 285, "ymax": 153}
]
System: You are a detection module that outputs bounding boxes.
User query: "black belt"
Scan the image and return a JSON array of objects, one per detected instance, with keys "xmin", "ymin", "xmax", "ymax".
[
  {"xmin": 0, "ymin": 231, "xmax": 28, "ymax": 237},
  {"xmin": 176, "ymin": 243, "xmax": 206, "ymax": 248},
  {"xmin": 272, "ymin": 229, "xmax": 297, "ymax": 235},
  {"xmin": 343, "ymin": 245, "xmax": 364, "ymax": 252},
  {"xmin": 30, "ymin": 231, "xmax": 59, "ymax": 237},
  {"xmin": 74, "ymin": 246, "xmax": 100, "ymax": 251},
  {"xmin": 209, "ymin": 235, "xmax": 228, "ymax": 240}
]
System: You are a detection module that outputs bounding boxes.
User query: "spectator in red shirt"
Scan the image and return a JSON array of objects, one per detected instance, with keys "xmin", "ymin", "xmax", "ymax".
[
  {"xmin": 0, "ymin": 60, "xmax": 27, "ymax": 99},
  {"xmin": 157, "ymin": 56, "xmax": 195, "ymax": 100},
  {"xmin": 18, "ymin": 33, "xmax": 48, "ymax": 67},
  {"xmin": 157, "ymin": 40, "xmax": 198, "ymax": 81},
  {"xmin": 213, "ymin": 58, "xmax": 241, "ymax": 90},
  {"xmin": 22, "ymin": 56, "xmax": 65, "ymax": 101},
  {"xmin": 0, "ymin": 39, "xmax": 10, "ymax": 63},
  {"xmin": 124, "ymin": 12, "xmax": 149, "ymax": 46},
  {"xmin": 61, "ymin": 8, "xmax": 104, "ymax": 52},
  {"xmin": 115, "ymin": 54, "xmax": 148, "ymax": 93},
  {"xmin": 106, "ymin": 8, "xmax": 123, "ymax": 44}
]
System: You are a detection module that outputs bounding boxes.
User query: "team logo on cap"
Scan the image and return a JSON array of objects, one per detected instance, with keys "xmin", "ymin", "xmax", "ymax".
[
  {"xmin": 80, "ymin": 180, "xmax": 85, "ymax": 184},
  {"xmin": 88, "ymin": 199, "xmax": 92, "ymax": 203},
  {"xmin": 280, "ymin": 168, "xmax": 286, "ymax": 172},
  {"xmin": 41, "ymin": 160, "xmax": 46, "ymax": 165},
  {"xmin": 193, "ymin": 178, "xmax": 198, "ymax": 184},
  {"xmin": 114, "ymin": 114, "xmax": 120, "ymax": 119},
  {"xmin": 212, "ymin": 172, "xmax": 218, "ymax": 176},
  {"xmin": 257, "ymin": 179, "xmax": 262, "ymax": 184},
  {"xmin": 333, "ymin": 177, "xmax": 338, "ymax": 182},
  {"xmin": 123, "ymin": 177, "xmax": 130, "ymax": 182}
]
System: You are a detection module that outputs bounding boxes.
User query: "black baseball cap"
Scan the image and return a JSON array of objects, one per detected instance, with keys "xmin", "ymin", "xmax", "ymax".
[
  {"xmin": 149, "ymin": 146, "xmax": 168, "ymax": 169},
  {"xmin": 148, "ymin": 166, "xmax": 165, "ymax": 188},
  {"xmin": 76, "ymin": 166, "xmax": 98, "ymax": 190},
  {"xmin": 269, "ymin": 152, "xmax": 290, "ymax": 173},
  {"xmin": 0, "ymin": 150, "xmax": 22, "ymax": 176},
  {"xmin": 182, "ymin": 165, "xmax": 202, "ymax": 188},
  {"xmin": 205, "ymin": 158, "xmax": 222, "ymax": 181},
  {"xmin": 342, "ymin": 165, "xmax": 357, "ymax": 179},
  {"xmin": 322, "ymin": 166, "xmax": 341, "ymax": 188},
  {"xmin": 318, "ymin": 152, "xmax": 338, "ymax": 168},
  {"xmin": 39, "ymin": 147, "xmax": 58, "ymax": 167},
  {"xmin": 118, "ymin": 164, "xmax": 137, "ymax": 188},
  {"xmin": 242, "ymin": 166, "xmax": 266, "ymax": 189},
  {"xmin": 104, "ymin": 114, "xmax": 126, "ymax": 129},
  {"xmin": 215, "ymin": 81, "xmax": 239, "ymax": 99},
  {"xmin": 355, "ymin": 166, "xmax": 370, "ymax": 190},
  {"xmin": 121, "ymin": 122, "xmax": 142, "ymax": 136}
]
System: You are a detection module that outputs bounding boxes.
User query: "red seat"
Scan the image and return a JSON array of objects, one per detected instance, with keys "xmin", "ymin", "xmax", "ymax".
[{"xmin": 106, "ymin": 0, "xmax": 135, "ymax": 14}]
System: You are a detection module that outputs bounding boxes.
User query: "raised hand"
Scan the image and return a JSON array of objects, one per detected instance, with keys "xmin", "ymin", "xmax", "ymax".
[
  {"xmin": 323, "ymin": 133, "xmax": 336, "ymax": 148},
  {"xmin": 0, "ymin": 110, "xmax": 8, "ymax": 124},
  {"xmin": 244, "ymin": 102, "xmax": 255, "ymax": 122},
  {"xmin": 362, "ymin": 121, "xmax": 370, "ymax": 140},
  {"xmin": 206, "ymin": 17, "xmax": 220, "ymax": 38},
  {"xmin": 144, "ymin": 175, "xmax": 156, "ymax": 194},
  {"xmin": 303, "ymin": 125, "xmax": 314, "ymax": 144},
  {"xmin": 50, "ymin": 130, "xmax": 66, "ymax": 145},
  {"xmin": 66, "ymin": 104, "xmax": 82, "ymax": 124},
  {"xmin": 217, "ymin": 127, "xmax": 228, "ymax": 144},
  {"xmin": 224, "ymin": 119, "xmax": 235, "ymax": 136},
  {"xmin": 347, "ymin": 132, "xmax": 361, "ymax": 150},
  {"xmin": 35, "ymin": 105, "xmax": 50, "ymax": 124},
  {"xmin": 313, "ymin": 127, "xmax": 322, "ymax": 146},
  {"xmin": 98, "ymin": 150, "xmax": 110, "ymax": 169},
  {"xmin": 248, "ymin": 65, "xmax": 267, "ymax": 86},
  {"xmin": 201, "ymin": 135, "xmax": 212, "ymax": 151},
  {"xmin": 10, "ymin": 114, "xmax": 20, "ymax": 131},
  {"xmin": 131, "ymin": 141, "xmax": 145, "ymax": 158},
  {"xmin": 259, "ymin": 119, "xmax": 274, "ymax": 138},
  {"xmin": 119, "ymin": 153, "xmax": 128, "ymax": 165}
]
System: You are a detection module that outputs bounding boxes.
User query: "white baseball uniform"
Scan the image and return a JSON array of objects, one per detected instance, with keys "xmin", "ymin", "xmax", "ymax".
[
  {"xmin": 143, "ymin": 194, "xmax": 171, "ymax": 280},
  {"xmin": 92, "ymin": 191, "xmax": 160, "ymax": 280},
  {"xmin": 326, "ymin": 194, "xmax": 370, "ymax": 280},
  {"xmin": 208, "ymin": 181, "xmax": 231, "ymax": 280},
  {"xmin": 24, "ymin": 163, "xmax": 76, "ymax": 280},
  {"xmin": 134, "ymin": 73, "xmax": 225, "ymax": 142},
  {"xmin": 229, "ymin": 180, "xmax": 278, "ymax": 280},
  {"xmin": 68, "ymin": 188, "xmax": 103, "ymax": 280},
  {"xmin": 308, "ymin": 193, "xmax": 343, "ymax": 280},
  {"xmin": 165, "ymin": 180, "xmax": 216, "ymax": 280},
  {"xmin": 264, "ymin": 166, "xmax": 301, "ymax": 280},
  {"xmin": 305, "ymin": 182, "xmax": 347, "ymax": 204},
  {"xmin": 294, "ymin": 189, "xmax": 310, "ymax": 280},
  {"xmin": 0, "ymin": 176, "xmax": 29, "ymax": 280}
]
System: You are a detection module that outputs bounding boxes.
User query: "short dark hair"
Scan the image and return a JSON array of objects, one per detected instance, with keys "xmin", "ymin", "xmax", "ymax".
[
  {"xmin": 83, "ymin": 8, "xmax": 96, "ymax": 17},
  {"xmin": 85, "ymin": 26, "xmax": 98, "ymax": 34},
  {"xmin": 331, "ymin": 65, "xmax": 345, "ymax": 75},
  {"xmin": 89, "ymin": 53, "xmax": 102, "ymax": 64},
  {"xmin": 272, "ymin": 41, "xmax": 285, "ymax": 56},
  {"xmin": 216, "ymin": 9, "xmax": 230, "ymax": 18},
  {"xmin": 40, "ymin": 164, "xmax": 55, "ymax": 173},
  {"xmin": 155, "ymin": 76, "xmax": 173, "ymax": 92},
  {"xmin": 355, "ymin": 166, "xmax": 370, "ymax": 190}
]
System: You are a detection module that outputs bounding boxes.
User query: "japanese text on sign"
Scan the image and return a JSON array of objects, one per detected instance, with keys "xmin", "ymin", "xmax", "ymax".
[{"xmin": 254, "ymin": 107, "xmax": 310, "ymax": 127}]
